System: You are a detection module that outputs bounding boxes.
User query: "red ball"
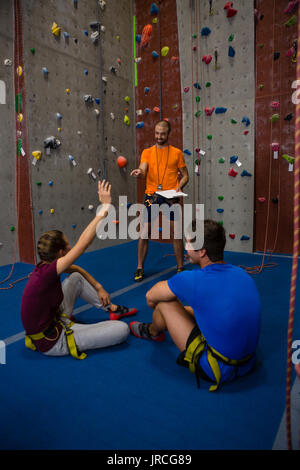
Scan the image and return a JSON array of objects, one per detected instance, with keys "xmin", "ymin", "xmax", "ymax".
[{"xmin": 117, "ymin": 156, "xmax": 127, "ymax": 168}]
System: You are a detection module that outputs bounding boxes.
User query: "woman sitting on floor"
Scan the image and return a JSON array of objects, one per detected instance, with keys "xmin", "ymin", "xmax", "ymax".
[{"xmin": 21, "ymin": 180, "xmax": 136, "ymax": 359}]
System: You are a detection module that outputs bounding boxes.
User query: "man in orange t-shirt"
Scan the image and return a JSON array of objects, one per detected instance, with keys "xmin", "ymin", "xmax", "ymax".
[{"xmin": 130, "ymin": 120, "xmax": 189, "ymax": 282}]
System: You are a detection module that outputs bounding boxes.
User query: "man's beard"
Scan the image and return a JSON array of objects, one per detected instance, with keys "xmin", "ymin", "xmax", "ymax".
[{"xmin": 155, "ymin": 137, "xmax": 168, "ymax": 146}]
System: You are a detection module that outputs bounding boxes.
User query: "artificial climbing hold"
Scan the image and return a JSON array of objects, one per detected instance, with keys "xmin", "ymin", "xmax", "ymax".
[
  {"xmin": 202, "ymin": 55, "xmax": 212, "ymax": 64},
  {"xmin": 136, "ymin": 122, "xmax": 144, "ymax": 128},
  {"xmin": 161, "ymin": 46, "xmax": 169, "ymax": 56},
  {"xmin": 117, "ymin": 156, "xmax": 127, "ymax": 168},
  {"xmin": 224, "ymin": 2, "xmax": 238, "ymax": 18},
  {"xmin": 215, "ymin": 107, "xmax": 227, "ymax": 114},
  {"xmin": 258, "ymin": 197, "xmax": 266, "ymax": 203},
  {"xmin": 228, "ymin": 167, "xmax": 238, "ymax": 177},
  {"xmin": 201, "ymin": 27, "xmax": 211, "ymax": 36},
  {"xmin": 150, "ymin": 2, "xmax": 159, "ymax": 14},
  {"xmin": 141, "ymin": 24, "xmax": 153, "ymax": 47},
  {"xmin": 242, "ymin": 116, "xmax": 250, "ymax": 127},
  {"xmin": 228, "ymin": 46, "xmax": 235, "ymax": 57},
  {"xmin": 218, "ymin": 157, "xmax": 225, "ymax": 163},
  {"xmin": 229, "ymin": 234, "xmax": 235, "ymax": 239},
  {"xmin": 124, "ymin": 115, "xmax": 130, "ymax": 126},
  {"xmin": 152, "ymin": 51, "xmax": 159, "ymax": 59},
  {"xmin": 285, "ymin": 15, "xmax": 297, "ymax": 26},
  {"xmin": 205, "ymin": 107, "xmax": 215, "ymax": 116},
  {"xmin": 240, "ymin": 235, "xmax": 250, "ymax": 241},
  {"xmin": 241, "ymin": 170, "xmax": 252, "ymax": 177},
  {"xmin": 51, "ymin": 22, "xmax": 61, "ymax": 36},
  {"xmin": 270, "ymin": 113, "xmax": 280, "ymax": 122}
]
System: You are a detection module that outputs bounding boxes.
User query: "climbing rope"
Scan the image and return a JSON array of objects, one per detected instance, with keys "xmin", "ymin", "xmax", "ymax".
[{"xmin": 285, "ymin": 1, "xmax": 300, "ymax": 451}]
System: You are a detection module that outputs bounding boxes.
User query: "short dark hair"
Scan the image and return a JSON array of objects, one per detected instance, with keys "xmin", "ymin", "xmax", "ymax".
[
  {"xmin": 37, "ymin": 230, "xmax": 67, "ymax": 262},
  {"xmin": 189, "ymin": 219, "xmax": 226, "ymax": 261},
  {"xmin": 155, "ymin": 119, "xmax": 171, "ymax": 134}
]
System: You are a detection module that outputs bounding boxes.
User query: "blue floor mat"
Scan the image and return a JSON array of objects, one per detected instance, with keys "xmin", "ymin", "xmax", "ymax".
[{"xmin": 0, "ymin": 242, "xmax": 299, "ymax": 450}]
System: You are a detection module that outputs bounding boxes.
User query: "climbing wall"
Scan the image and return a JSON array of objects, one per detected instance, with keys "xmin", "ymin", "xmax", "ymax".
[
  {"xmin": 0, "ymin": 0, "xmax": 136, "ymax": 267},
  {"xmin": 255, "ymin": 0, "xmax": 297, "ymax": 254},
  {"xmin": 176, "ymin": 0, "xmax": 256, "ymax": 252},
  {"xmin": 134, "ymin": 0, "xmax": 183, "ymax": 205},
  {"xmin": 0, "ymin": 1, "xmax": 18, "ymax": 266}
]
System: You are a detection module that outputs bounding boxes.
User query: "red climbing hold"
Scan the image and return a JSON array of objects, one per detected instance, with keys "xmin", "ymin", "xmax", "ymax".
[
  {"xmin": 229, "ymin": 233, "xmax": 235, "ymax": 239},
  {"xmin": 117, "ymin": 156, "xmax": 127, "ymax": 168},
  {"xmin": 228, "ymin": 168, "xmax": 238, "ymax": 177},
  {"xmin": 205, "ymin": 107, "xmax": 215, "ymax": 116},
  {"xmin": 202, "ymin": 55, "xmax": 212, "ymax": 64}
]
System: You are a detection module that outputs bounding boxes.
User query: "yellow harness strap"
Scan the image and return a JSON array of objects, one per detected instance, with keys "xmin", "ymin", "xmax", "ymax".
[
  {"xmin": 25, "ymin": 317, "xmax": 87, "ymax": 360},
  {"xmin": 183, "ymin": 333, "xmax": 253, "ymax": 392}
]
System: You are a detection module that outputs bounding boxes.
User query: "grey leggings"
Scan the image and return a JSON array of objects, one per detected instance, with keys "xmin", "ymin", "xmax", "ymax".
[{"xmin": 44, "ymin": 272, "xmax": 129, "ymax": 357}]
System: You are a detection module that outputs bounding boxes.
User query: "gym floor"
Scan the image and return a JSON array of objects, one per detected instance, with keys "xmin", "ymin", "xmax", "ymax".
[{"xmin": 0, "ymin": 240, "xmax": 299, "ymax": 450}]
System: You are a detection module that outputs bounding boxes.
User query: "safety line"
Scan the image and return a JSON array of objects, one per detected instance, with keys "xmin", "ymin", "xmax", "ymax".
[
  {"xmin": 133, "ymin": 15, "xmax": 137, "ymax": 87},
  {"xmin": 2, "ymin": 263, "xmax": 186, "ymax": 347},
  {"xmin": 285, "ymin": 1, "xmax": 300, "ymax": 451}
]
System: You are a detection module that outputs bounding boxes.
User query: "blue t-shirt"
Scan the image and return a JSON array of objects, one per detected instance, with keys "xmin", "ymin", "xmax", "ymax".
[{"xmin": 168, "ymin": 263, "xmax": 261, "ymax": 383}]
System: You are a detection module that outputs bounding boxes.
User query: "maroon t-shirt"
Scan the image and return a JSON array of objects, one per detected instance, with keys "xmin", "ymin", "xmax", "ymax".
[{"xmin": 21, "ymin": 259, "xmax": 64, "ymax": 353}]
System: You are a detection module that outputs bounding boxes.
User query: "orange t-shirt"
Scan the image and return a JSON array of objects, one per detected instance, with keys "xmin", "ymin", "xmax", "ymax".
[{"xmin": 140, "ymin": 145, "xmax": 186, "ymax": 195}]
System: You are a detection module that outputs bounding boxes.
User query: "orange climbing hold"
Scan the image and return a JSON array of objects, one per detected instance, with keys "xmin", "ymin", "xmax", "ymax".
[
  {"xmin": 141, "ymin": 24, "xmax": 152, "ymax": 47},
  {"xmin": 117, "ymin": 156, "xmax": 127, "ymax": 168}
]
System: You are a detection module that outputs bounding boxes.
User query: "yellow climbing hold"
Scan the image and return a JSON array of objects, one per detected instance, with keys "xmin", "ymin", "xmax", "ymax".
[
  {"xmin": 161, "ymin": 46, "xmax": 169, "ymax": 56},
  {"xmin": 51, "ymin": 22, "xmax": 61, "ymax": 36},
  {"xmin": 32, "ymin": 151, "xmax": 42, "ymax": 160},
  {"xmin": 16, "ymin": 66, "xmax": 23, "ymax": 76},
  {"xmin": 124, "ymin": 115, "xmax": 130, "ymax": 126},
  {"xmin": 17, "ymin": 113, "xmax": 23, "ymax": 122},
  {"xmin": 50, "ymin": 208, "xmax": 55, "ymax": 214}
]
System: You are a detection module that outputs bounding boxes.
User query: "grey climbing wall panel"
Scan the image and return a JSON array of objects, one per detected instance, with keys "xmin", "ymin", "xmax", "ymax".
[
  {"xmin": 0, "ymin": 1, "xmax": 18, "ymax": 266},
  {"xmin": 0, "ymin": 0, "xmax": 136, "ymax": 267},
  {"xmin": 176, "ymin": 0, "xmax": 255, "ymax": 252}
]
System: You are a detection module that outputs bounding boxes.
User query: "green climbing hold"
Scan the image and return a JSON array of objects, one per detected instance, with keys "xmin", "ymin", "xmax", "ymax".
[
  {"xmin": 195, "ymin": 110, "xmax": 201, "ymax": 117},
  {"xmin": 36, "ymin": 181, "xmax": 42, "ymax": 186},
  {"xmin": 285, "ymin": 15, "xmax": 297, "ymax": 27},
  {"xmin": 270, "ymin": 113, "xmax": 280, "ymax": 122},
  {"xmin": 282, "ymin": 154, "xmax": 295, "ymax": 164},
  {"xmin": 218, "ymin": 196, "xmax": 224, "ymax": 201},
  {"xmin": 30, "ymin": 47, "xmax": 35, "ymax": 54},
  {"xmin": 259, "ymin": 84, "xmax": 264, "ymax": 89},
  {"xmin": 230, "ymin": 119, "xmax": 237, "ymax": 124},
  {"xmin": 10, "ymin": 226, "xmax": 15, "ymax": 232},
  {"xmin": 218, "ymin": 157, "xmax": 225, "ymax": 163},
  {"xmin": 205, "ymin": 82, "xmax": 211, "ymax": 88},
  {"xmin": 192, "ymin": 34, "xmax": 197, "ymax": 39},
  {"xmin": 259, "ymin": 43, "xmax": 264, "ymax": 48},
  {"xmin": 228, "ymin": 34, "xmax": 234, "ymax": 42},
  {"xmin": 195, "ymin": 96, "xmax": 200, "ymax": 102},
  {"xmin": 207, "ymin": 134, "xmax": 212, "ymax": 140},
  {"xmin": 218, "ymin": 221, "xmax": 223, "ymax": 226}
]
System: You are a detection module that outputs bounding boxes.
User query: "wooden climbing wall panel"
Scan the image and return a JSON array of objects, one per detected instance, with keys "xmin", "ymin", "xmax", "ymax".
[
  {"xmin": 255, "ymin": 0, "xmax": 298, "ymax": 254},
  {"xmin": 134, "ymin": 0, "xmax": 183, "ymax": 204}
]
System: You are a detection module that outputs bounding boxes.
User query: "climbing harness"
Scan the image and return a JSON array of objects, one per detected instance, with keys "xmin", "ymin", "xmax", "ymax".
[
  {"xmin": 183, "ymin": 332, "xmax": 254, "ymax": 392},
  {"xmin": 25, "ymin": 315, "xmax": 87, "ymax": 360}
]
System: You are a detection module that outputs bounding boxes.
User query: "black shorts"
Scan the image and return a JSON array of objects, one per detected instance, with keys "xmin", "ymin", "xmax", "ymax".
[
  {"xmin": 176, "ymin": 325, "xmax": 213, "ymax": 383},
  {"xmin": 143, "ymin": 194, "xmax": 181, "ymax": 224}
]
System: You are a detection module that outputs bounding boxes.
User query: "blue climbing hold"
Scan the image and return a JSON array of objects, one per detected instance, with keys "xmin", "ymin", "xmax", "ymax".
[
  {"xmin": 215, "ymin": 107, "xmax": 227, "ymax": 114},
  {"xmin": 201, "ymin": 27, "xmax": 211, "ymax": 37},
  {"xmin": 144, "ymin": 87, "xmax": 150, "ymax": 94},
  {"xmin": 150, "ymin": 3, "xmax": 159, "ymax": 14},
  {"xmin": 193, "ymin": 83, "xmax": 201, "ymax": 90},
  {"xmin": 136, "ymin": 34, "xmax": 141, "ymax": 43},
  {"xmin": 152, "ymin": 51, "xmax": 159, "ymax": 59},
  {"xmin": 136, "ymin": 122, "xmax": 144, "ymax": 128},
  {"xmin": 242, "ymin": 116, "xmax": 251, "ymax": 127},
  {"xmin": 216, "ymin": 208, "xmax": 224, "ymax": 213},
  {"xmin": 241, "ymin": 170, "xmax": 252, "ymax": 177},
  {"xmin": 241, "ymin": 235, "xmax": 250, "ymax": 241},
  {"xmin": 228, "ymin": 46, "xmax": 235, "ymax": 57},
  {"xmin": 94, "ymin": 98, "xmax": 100, "ymax": 104},
  {"xmin": 183, "ymin": 149, "xmax": 192, "ymax": 155},
  {"xmin": 145, "ymin": 108, "xmax": 150, "ymax": 114},
  {"xmin": 230, "ymin": 156, "xmax": 238, "ymax": 164}
]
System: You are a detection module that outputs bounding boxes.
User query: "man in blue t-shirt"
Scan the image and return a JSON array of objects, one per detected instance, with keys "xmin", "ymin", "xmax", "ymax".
[{"xmin": 129, "ymin": 220, "xmax": 261, "ymax": 391}]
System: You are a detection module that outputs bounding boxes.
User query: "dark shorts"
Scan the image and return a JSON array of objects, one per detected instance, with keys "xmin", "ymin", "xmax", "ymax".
[
  {"xmin": 176, "ymin": 325, "xmax": 213, "ymax": 383},
  {"xmin": 143, "ymin": 194, "xmax": 181, "ymax": 224}
]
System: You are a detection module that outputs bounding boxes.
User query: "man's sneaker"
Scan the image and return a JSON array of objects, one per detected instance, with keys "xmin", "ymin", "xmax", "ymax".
[
  {"xmin": 129, "ymin": 321, "xmax": 165, "ymax": 342},
  {"xmin": 134, "ymin": 268, "xmax": 144, "ymax": 282},
  {"xmin": 108, "ymin": 306, "xmax": 137, "ymax": 321}
]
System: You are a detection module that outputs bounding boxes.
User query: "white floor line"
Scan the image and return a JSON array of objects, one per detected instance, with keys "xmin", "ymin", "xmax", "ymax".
[{"xmin": 3, "ymin": 263, "xmax": 182, "ymax": 346}]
